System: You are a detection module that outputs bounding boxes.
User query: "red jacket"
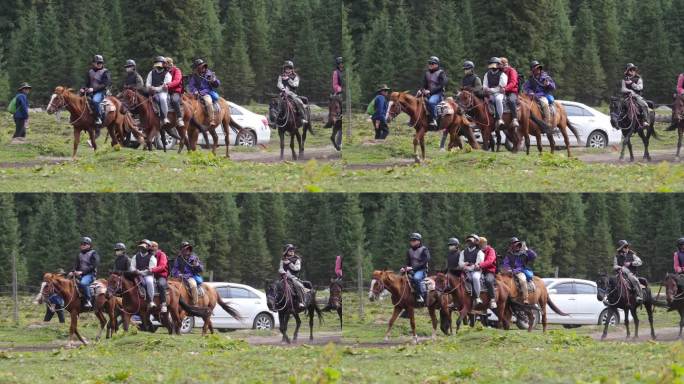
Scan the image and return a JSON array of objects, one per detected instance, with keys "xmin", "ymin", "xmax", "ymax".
[
  {"xmin": 167, "ymin": 67, "xmax": 183, "ymax": 94},
  {"xmin": 479, "ymin": 245, "xmax": 497, "ymax": 274},
  {"xmin": 151, "ymin": 250, "xmax": 169, "ymax": 278},
  {"xmin": 503, "ymin": 66, "xmax": 518, "ymax": 94}
]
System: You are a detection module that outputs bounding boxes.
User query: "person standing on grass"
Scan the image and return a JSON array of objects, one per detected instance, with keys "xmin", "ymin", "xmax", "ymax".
[
  {"xmin": 371, "ymin": 84, "xmax": 391, "ymax": 140},
  {"xmin": 12, "ymin": 82, "xmax": 31, "ymax": 143}
]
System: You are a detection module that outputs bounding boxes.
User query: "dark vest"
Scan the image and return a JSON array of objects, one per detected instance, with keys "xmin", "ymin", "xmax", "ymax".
[
  {"xmin": 408, "ymin": 246, "xmax": 427, "ymax": 269},
  {"xmin": 486, "ymin": 70, "xmax": 503, "ymax": 88},
  {"xmin": 334, "ymin": 68, "xmax": 344, "ymax": 90},
  {"xmin": 124, "ymin": 72, "xmax": 140, "ymax": 88},
  {"xmin": 425, "ymin": 69, "xmax": 445, "ymax": 93},
  {"xmin": 462, "ymin": 74, "xmax": 479, "ymax": 88},
  {"xmin": 615, "ymin": 251, "xmax": 638, "ymax": 273},
  {"xmin": 150, "ymin": 70, "xmax": 167, "ymax": 87},
  {"xmin": 463, "ymin": 247, "xmax": 479, "ymax": 264},
  {"xmin": 78, "ymin": 250, "xmax": 95, "ymax": 272},
  {"xmin": 89, "ymin": 68, "xmax": 108, "ymax": 89},
  {"xmin": 135, "ymin": 252, "xmax": 152, "ymax": 270},
  {"xmin": 114, "ymin": 254, "xmax": 130, "ymax": 272},
  {"xmin": 677, "ymin": 251, "xmax": 684, "ymax": 268},
  {"xmin": 446, "ymin": 250, "xmax": 460, "ymax": 270},
  {"xmin": 624, "ymin": 75, "xmax": 642, "ymax": 95},
  {"xmin": 285, "ymin": 256, "xmax": 300, "ymax": 275}
]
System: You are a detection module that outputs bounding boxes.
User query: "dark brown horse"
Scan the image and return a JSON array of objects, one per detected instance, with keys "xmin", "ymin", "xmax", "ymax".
[
  {"xmin": 368, "ymin": 270, "xmax": 450, "ymax": 343},
  {"xmin": 433, "ymin": 271, "xmax": 511, "ymax": 332},
  {"xmin": 456, "ymin": 90, "xmax": 520, "ymax": 152},
  {"xmin": 269, "ymin": 93, "xmax": 313, "ymax": 160},
  {"xmin": 665, "ymin": 273, "xmax": 684, "ymax": 338},
  {"xmin": 609, "ymin": 95, "xmax": 656, "ymax": 162},
  {"xmin": 42, "ymin": 272, "xmax": 118, "ymax": 346},
  {"xmin": 326, "ymin": 94, "xmax": 343, "ymax": 151},
  {"xmin": 669, "ymin": 95, "xmax": 684, "ymax": 160},
  {"xmin": 266, "ymin": 277, "xmax": 323, "ymax": 344},
  {"xmin": 386, "ymin": 92, "xmax": 433, "ymax": 162},
  {"xmin": 596, "ymin": 271, "xmax": 655, "ymax": 340},
  {"xmin": 436, "ymin": 97, "xmax": 480, "ymax": 151},
  {"xmin": 321, "ymin": 278, "xmax": 343, "ymax": 329},
  {"xmin": 46, "ymin": 86, "xmax": 144, "ymax": 159},
  {"xmin": 118, "ymin": 89, "xmax": 185, "ymax": 152},
  {"xmin": 498, "ymin": 271, "xmax": 567, "ymax": 332},
  {"xmin": 519, "ymin": 94, "xmax": 581, "ymax": 157}
]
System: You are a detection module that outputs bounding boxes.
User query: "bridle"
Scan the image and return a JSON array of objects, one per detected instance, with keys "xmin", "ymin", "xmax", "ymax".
[
  {"xmin": 456, "ymin": 90, "xmax": 491, "ymax": 128},
  {"xmin": 108, "ymin": 274, "xmax": 143, "ymax": 315},
  {"xmin": 370, "ymin": 272, "xmax": 410, "ymax": 308},
  {"xmin": 121, "ymin": 90, "xmax": 148, "ymax": 112},
  {"xmin": 47, "ymin": 92, "xmax": 90, "ymax": 125},
  {"xmin": 386, "ymin": 94, "xmax": 424, "ymax": 129},
  {"xmin": 43, "ymin": 276, "xmax": 79, "ymax": 311}
]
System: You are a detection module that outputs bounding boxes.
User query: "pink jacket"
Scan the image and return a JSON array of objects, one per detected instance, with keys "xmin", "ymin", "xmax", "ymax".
[
  {"xmin": 335, "ymin": 255, "xmax": 342, "ymax": 278},
  {"xmin": 332, "ymin": 71, "xmax": 342, "ymax": 94},
  {"xmin": 675, "ymin": 251, "xmax": 684, "ymax": 273},
  {"xmin": 677, "ymin": 74, "xmax": 684, "ymax": 95}
]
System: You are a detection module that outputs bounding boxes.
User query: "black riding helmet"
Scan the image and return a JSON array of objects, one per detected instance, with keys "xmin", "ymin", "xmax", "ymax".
[
  {"xmin": 616, "ymin": 239, "xmax": 630, "ymax": 251},
  {"xmin": 283, "ymin": 60, "xmax": 294, "ymax": 69},
  {"xmin": 448, "ymin": 237, "xmax": 460, "ymax": 246},
  {"xmin": 124, "ymin": 59, "xmax": 136, "ymax": 68},
  {"xmin": 114, "ymin": 242, "xmax": 126, "ymax": 251},
  {"xmin": 153, "ymin": 56, "xmax": 166, "ymax": 64},
  {"xmin": 463, "ymin": 60, "xmax": 475, "ymax": 70},
  {"xmin": 92, "ymin": 54, "xmax": 104, "ymax": 64},
  {"xmin": 428, "ymin": 56, "xmax": 440, "ymax": 65},
  {"xmin": 530, "ymin": 60, "xmax": 542, "ymax": 70},
  {"xmin": 409, "ymin": 233, "xmax": 422, "ymax": 241},
  {"xmin": 192, "ymin": 58, "xmax": 206, "ymax": 69},
  {"xmin": 335, "ymin": 57, "xmax": 343, "ymax": 65},
  {"xmin": 81, "ymin": 236, "xmax": 93, "ymax": 245},
  {"xmin": 678, "ymin": 237, "xmax": 684, "ymax": 246},
  {"xmin": 625, "ymin": 63, "xmax": 638, "ymax": 72},
  {"xmin": 180, "ymin": 241, "xmax": 193, "ymax": 251}
]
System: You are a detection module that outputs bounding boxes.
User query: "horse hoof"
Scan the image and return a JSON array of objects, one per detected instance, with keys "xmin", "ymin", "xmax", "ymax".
[
  {"xmin": 412, "ymin": 337, "xmax": 418, "ymax": 345},
  {"xmin": 384, "ymin": 336, "xmax": 390, "ymax": 342}
]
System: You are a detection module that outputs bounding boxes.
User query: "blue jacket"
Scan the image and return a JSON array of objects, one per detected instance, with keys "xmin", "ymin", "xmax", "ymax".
[
  {"xmin": 372, "ymin": 94, "xmax": 388, "ymax": 123},
  {"xmin": 14, "ymin": 93, "xmax": 29, "ymax": 120}
]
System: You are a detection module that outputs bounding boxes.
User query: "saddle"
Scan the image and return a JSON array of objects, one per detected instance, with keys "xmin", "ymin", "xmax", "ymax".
[
  {"xmin": 181, "ymin": 278, "xmax": 205, "ymax": 298},
  {"xmin": 513, "ymin": 277, "xmax": 536, "ymax": 293},
  {"xmin": 199, "ymin": 96, "xmax": 221, "ymax": 114},
  {"xmin": 436, "ymin": 100, "xmax": 455, "ymax": 117}
]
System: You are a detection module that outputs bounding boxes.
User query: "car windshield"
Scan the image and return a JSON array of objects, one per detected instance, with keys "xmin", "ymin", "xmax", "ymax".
[{"xmin": 574, "ymin": 283, "xmax": 597, "ymax": 295}]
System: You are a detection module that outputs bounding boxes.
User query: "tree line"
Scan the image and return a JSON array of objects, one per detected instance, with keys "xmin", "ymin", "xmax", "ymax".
[
  {"xmin": 346, "ymin": 0, "xmax": 684, "ymax": 105},
  {"xmin": 0, "ymin": 0, "xmax": 342, "ymax": 105},
  {"xmin": 0, "ymin": 193, "xmax": 681, "ymax": 290}
]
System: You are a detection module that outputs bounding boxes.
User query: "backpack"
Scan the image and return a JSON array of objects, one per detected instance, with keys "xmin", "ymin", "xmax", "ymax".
[
  {"xmin": 366, "ymin": 95, "xmax": 377, "ymax": 116},
  {"xmin": 7, "ymin": 96, "xmax": 17, "ymax": 114}
]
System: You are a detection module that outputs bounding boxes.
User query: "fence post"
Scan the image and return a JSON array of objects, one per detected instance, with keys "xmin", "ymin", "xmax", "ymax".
[
  {"xmin": 346, "ymin": 67, "xmax": 353, "ymax": 143},
  {"xmin": 12, "ymin": 251, "xmax": 19, "ymax": 325},
  {"xmin": 356, "ymin": 244, "xmax": 364, "ymax": 320},
  {"xmin": 554, "ymin": 266, "xmax": 559, "ymax": 278}
]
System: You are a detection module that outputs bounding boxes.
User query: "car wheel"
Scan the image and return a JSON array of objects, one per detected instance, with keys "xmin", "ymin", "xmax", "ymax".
[
  {"xmin": 236, "ymin": 129, "xmax": 257, "ymax": 147},
  {"xmin": 155, "ymin": 134, "xmax": 177, "ymax": 150},
  {"xmin": 253, "ymin": 313, "xmax": 274, "ymax": 330},
  {"xmin": 598, "ymin": 309, "xmax": 619, "ymax": 327},
  {"xmin": 180, "ymin": 316, "xmax": 194, "ymax": 334},
  {"xmin": 586, "ymin": 131, "xmax": 608, "ymax": 148}
]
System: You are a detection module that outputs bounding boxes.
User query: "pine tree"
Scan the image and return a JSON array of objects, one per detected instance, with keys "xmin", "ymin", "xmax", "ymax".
[
  {"xmin": 260, "ymin": 194, "xmax": 286, "ymax": 269},
  {"xmin": 0, "ymin": 195, "xmax": 25, "ymax": 286},
  {"xmin": 568, "ymin": 1, "xmax": 605, "ymax": 104},
  {"xmin": 217, "ymin": 1, "xmax": 255, "ymax": 102},
  {"xmin": 243, "ymin": 0, "xmax": 272, "ymax": 100},
  {"xmin": 237, "ymin": 195, "xmax": 270, "ymax": 285},
  {"xmin": 7, "ymin": 5, "xmax": 39, "ymax": 100},
  {"xmin": 594, "ymin": 0, "xmax": 621, "ymax": 100},
  {"xmin": 340, "ymin": 2, "xmax": 362, "ymax": 105},
  {"xmin": 359, "ymin": 5, "xmax": 394, "ymax": 99},
  {"xmin": 334, "ymin": 194, "xmax": 368, "ymax": 286}
]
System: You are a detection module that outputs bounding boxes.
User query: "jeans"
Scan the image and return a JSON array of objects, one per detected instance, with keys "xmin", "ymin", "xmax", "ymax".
[
  {"xmin": 13, "ymin": 118, "xmax": 26, "ymax": 138},
  {"xmin": 143, "ymin": 275, "xmax": 155, "ymax": 302},
  {"xmin": 483, "ymin": 272, "xmax": 496, "ymax": 299},
  {"xmin": 91, "ymin": 91, "xmax": 106, "ymax": 120},
  {"xmin": 466, "ymin": 270, "xmax": 482, "ymax": 297},
  {"xmin": 427, "ymin": 93, "xmax": 443, "ymax": 121},
  {"xmin": 374, "ymin": 120, "xmax": 389, "ymax": 139},
  {"xmin": 506, "ymin": 93, "xmax": 518, "ymax": 119},
  {"xmin": 44, "ymin": 305, "xmax": 65, "ymax": 323},
  {"xmin": 411, "ymin": 269, "xmax": 427, "ymax": 298},
  {"xmin": 169, "ymin": 92, "xmax": 183, "ymax": 119},
  {"xmin": 490, "ymin": 93, "xmax": 504, "ymax": 119},
  {"xmin": 153, "ymin": 92, "xmax": 169, "ymax": 119},
  {"xmin": 79, "ymin": 273, "xmax": 95, "ymax": 302},
  {"xmin": 156, "ymin": 276, "xmax": 167, "ymax": 303}
]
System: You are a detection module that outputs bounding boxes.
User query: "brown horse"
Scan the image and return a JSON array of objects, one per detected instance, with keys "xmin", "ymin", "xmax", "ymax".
[
  {"xmin": 326, "ymin": 94, "xmax": 343, "ymax": 151},
  {"xmin": 498, "ymin": 272, "xmax": 567, "ymax": 332},
  {"xmin": 46, "ymin": 86, "xmax": 145, "ymax": 159},
  {"xmin": 669, "ymin": 95, "xmax": 684, "ymax": 160},
  {"xmin": 321, "ymin": 278, "xmax": 343, "ymax": 329},
  {"xmin": 42, "ymin": 272, "xmax": 118, "ymax": 346},
  {"xmin": 433, "ymin": 271, "xmax": 511, "ymax": 332},
  {"xmin": 386, "ymin": 92, "xmax": 435, "ymax": 162},
  {"xmin": 118, "ymin": 89, "xmax": 186, "ymax": 152},
  {"xmin": 518, "ymin": 94, "xmax": 580, "ymax": 157},
  {"xmin": 436, "ymin": 97, "xmax": 480, "ymax": 151},
  {"xmin": 456, "ymin": 90, "xmax": 520, "ymax": 152},
  {"xmin": 179, "ymin": 94, "xmax": 242, "ymax": 158},
  {"xmin": 368, "ymin": 270, "xmax": 450, "ymax": 344},
  {"xmin": 169, "ymin": 277, "xmax": 241, "ymax": 336},
  {"xmin": 105, "ymin": 272, "xmax": 181, "ymax": 334},
  {"xmin": 665, "ymin": 273, "xmax": 684, "ymax": 338}
]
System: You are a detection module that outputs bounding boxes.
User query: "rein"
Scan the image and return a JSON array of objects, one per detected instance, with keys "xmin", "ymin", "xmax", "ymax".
[
  {"xmin": 457, "ymin": 91, "xmax": 491, "ymax": 128},
  {"xmin": 112, "ymin": 275, "xmax": 143, "ymax": 315},
  {"xmin": 50, "ymin": 93, "xmax": 90, "ymax": 125}
]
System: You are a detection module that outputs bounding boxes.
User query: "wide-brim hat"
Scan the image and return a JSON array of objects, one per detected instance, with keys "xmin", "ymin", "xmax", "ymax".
[
  {"xmin": 17, "ymin": 82, "xmax": 32, "ymax": 91},
  {"xmin": 376, "ymin": 84, "xmax": 391, "ymax": 93}
]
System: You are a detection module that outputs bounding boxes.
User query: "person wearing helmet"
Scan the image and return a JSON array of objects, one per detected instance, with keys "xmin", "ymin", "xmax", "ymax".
[
  {"xmin": 81, "ymin": 54, "xmax": 111, "ymax": 127},
  {"xmin": 171, "ymin": 241, "xmax": 204, "ymax": 305},
  {"xmin": 482, "ymin": 57, "xmax": 508, "ymax": 128},
  {"xmin": 70, "ymin": 236, "xmax": 100, "ymax": 309},
  {"xmin": 479, "ymin": 236, "xmax": 498, "ymax": 309},
  {"xmin": 621, "ymin": 63, "xmax": 649, "ymax": 127},
  {"xmin": 458, "ymin": 234, "xmax": 485, "ymax": 305},
  {"xmin": 327, "ymin": 56, "xmax": 345, "ymax": 148},
  {"xmin": 131, "ymin": 239, "xmax": 158, "ymax": 309},
  {"xmin": 445, "ymin": 237, "xmax": 461, "ymax": 276},
  {"xmin": 501, "ymin": 237, "xmax": 537, "ymax": 304},
  {"xmin": 401, "ymin": 233, "xmax": 431, "ymax": 304},
  {"xmin": 523, "ymin": 60, "xmax": 556, "ymax": 128},
  {"xmin": 188, "ymin": 58, "xmax": 221, "ymax": 126},
  {"xmin": 331, "ymin": 56, "xmax": 344, "ymax": 97},
  {"xmin": 112, "ymin": 242, "xmax": 131, "ymax": 274},
  {"xmin": 145, "ymin": 56, "xmax": 172, "ymax": 125},
  {"xmin": 122, "ymin": 59, "xmax": 144, "ymax": 92},
  {"xmin": 461, "ymin": 60, "xmax": 483, "ymax": 97},
  {"xmin": 674, "ymin": 238, "xmax": 684, "ymax": 274},
  {"xmin": 164, "ymin": 57, "xmax": 184, "ymax": 128},
  {"xmin": 278, "ymin": 244, "xmax": 306, "ymax": 309},
  {"xmin": 613, "ymin": 240, "xmax": 644, "ymax": 304},
  {"xmin": 421, "ymin": 56, "xmax": 448, "ymax": 129},
  {"xmin": 149, "ymin": 241, "xmax": 169, "ymax": 312},
  {"xmin": 277, "ymin": 60, "xmax": 308, "ymax": 125},
  {"xmin": 500, "ymin": 57, "xmax": 520, "ymax": 128}
]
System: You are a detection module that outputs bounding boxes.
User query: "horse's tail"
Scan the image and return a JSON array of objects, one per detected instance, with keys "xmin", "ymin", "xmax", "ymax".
[
  {"xmin": 547, "ymin": 296, "xmax": 569, "ymax": 316},
  {"xmin": 567, "ymin": 120, "xmax": 581, "ymax": 144},
  {"xmin": 310, "ymin": 293, "xmax": 324, "ymax": 325},
  {"xmin": 216, "ymin": 298, "xmax": 241, "ymax": 321},
  {"xmin": 529, "ymin": 114, "xmax": 551, "ymax": 133},
  {"xmin": 304, "ymin": 121, "xmax": 314, "ymax": 137},
  {"xmin": 178, "ymin": 298, "xmax": 212, "ymax": 318},
  {"xmin": 122, "ymin": 112, "xmax": 138, "ymax": 134}
]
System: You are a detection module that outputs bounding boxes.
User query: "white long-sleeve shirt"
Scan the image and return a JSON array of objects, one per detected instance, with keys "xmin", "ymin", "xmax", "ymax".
[
  {"xmin": 458, "ymin": 247, "xmax": 485, "ymax": 270},
  {"xmin": 130, "ymin": 254, "xmax": 157, "ymax": 271},
  {"xmin": 145, "ymin": 71, "xmax": 171, "ymax": 93},
  {"xmin": 483, "ymin": 70, "xmax": 508, "ymax": 95},
  {"xmin": 621, "ymin": 77, "xmax": 644, "ymax": 96},
  {"xmin": 278, "ymin": 257, "xmax": 302, "ymax": 275}
]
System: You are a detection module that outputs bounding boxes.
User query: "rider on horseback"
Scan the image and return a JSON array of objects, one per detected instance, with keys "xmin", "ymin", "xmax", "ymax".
[
  {"xmin": 82, "ymin": 54, "xmax": 111, "ymax": 127},
  {"xmin": 71, "ymin": 236, "xmax": 100, "ymax": 309},
  {"xmin": 189, "ymin": 59, "xmax": 220, "ymax": 126},
  {"xmin": 461, "ymin": 60, "xmax": 483, "ymax": 97},
  {"xmin": 502, "ymin": 237, "xmax": 537, "ymax": 304},
  {"xmin": 278, "ymin": 244, "xmax": 306, "ymax": 309},
  {"xmin": 458, "ymin": 234, "xmax": 485, "ymax": 305},
  {"xmin": 164, "ymin": 57, "xmax": 185, "ymax": 128},
  {"xmin": 112, "ymin": 242, "xmax": 130, "ymax": 274},
  {"xmin": 483, "ymin": 57, "xmax": 507, "ymax": 128},
  {"xmin": 277, "ymin": 60, "xmax": 308, "ymax": 125},
  {"xmin": 402, "ymin": 233, "xmax": 431, "ymax": 304},
  {"xmin": 331, "ymin": 56, "xmax": 344, "ymax": 98},
  {"xmin": 479, "ymin": 236, "xmax": 498, "ymax": 309},
  {"xmin": 621, "ymin": 63, "xmax": 649, "ymax": 127},
  {"xmin": 500, "ymin": 58, "xmax": 520, "ymax": 128},
  {"xmin": 422, "ymin": 56, "xmax": 448, "ymax": 129},
  {"xmin": 131, "ymin": 239, "xmax": 158, "ymax": 309},
  {"xmin": 673, "ymin": 237, "xmax": 684, "ymax": 274},
  {"xmin": 171, "ymin": 241, "xmax": 204, "ymax": 305},
  {"xmin": 445, "ymin": 237, "xmax": 461, "ymax": 276},
  {"xmin": 613, "ymin": 239, "xmax": 644, "ymax": 304},
  {"xmin": 523, "ymin": 60, "xmax": 556, "ymax": 128},
  {"xmin": 122, "ymin": 59, "xmax": 144, "ymax": 92},
  {"xmin": 145, "ymin": 56, "xmax": 172, "ymax": 125},
  {"xmin": 150, "ymin": 241, "xmax": 169, "ymax": 313}
]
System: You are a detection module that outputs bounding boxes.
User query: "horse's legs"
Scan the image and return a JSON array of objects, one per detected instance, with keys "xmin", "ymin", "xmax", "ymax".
[
  {"xmin": 560, "ymin": 123, "xmax": 572, "ymax": 157},
  {"xmin": 337, "ymin": 307, "xmax": 343, "ymax": 330},
  {"xmin": 408, "ymin": 307, "xmax": 418, "ymax": 344},
  {"xmin": 292, "ymin": 312, "xmax": 301, "ymax": 342},
  {"xmin": 541, "ymin": 305, "xmax": 548, "ymax": 333},
  {"xmin": 419, "ymin": 131, "xmax": 426, "ymax": 160},
  {"xmin": 632, "ymin": 306, "xmax": 640, "ymax": 339},
  {"xmin": 290, "ymin": 132, "xmax": 297, "ymax": 161},
  {"xmin": 601, "ymin": 307, "xmax": 613, "ymax": 340},
  {"xmin": 645, "ymin": 302, "xmax": 655, "ymax": 340},
  {"xmin": 428, "ymin": 305, "xmax": 438, "ymax": 340},
  {"xmin": 279, "ymin": 129, "xmax": 285, "ymax": 160},
  {"xmin": 71, "ymin": 312, "xmax": 88, "ymax": 345},
  {"xmin": 677, "ymin": 128, "xmax": 683, "ymax": 160},
  {"xmin": 412, "ymin": 135, "xmax": 420, "ymax": 163},
  {"xmin": 308, "ymin": 305, "xmax": 314, "ymax": 341},
  {"xmin": 210, "ymin": 128, "xmax": 219, "ymax": 155},
  {"xmin": 535, "ymin": 131, "xmax": 543, "ymax": 154},
  {"xmin": 72, "ymin": 129, "xmax": 81, "ymax": 159},
  {"xmin": 639, "ymin": 129, "xmax": 651, "ymax": 161},
  {"xmin": 624, "ymin": 307, "xmax": 631, "ymax": 339},
  {"xmin": 95, "ymin": 310, "xmax": 107, "ymax": 341},
  {"xmin": 385, "ymin": 306, "xmax": 402, "ymax": 341},
  {"xmin": 679, "ymin": 308, "xmax": 684, "ymax": 338},
  {"xmin": 279, "ymin": 312, "xmax": 290, "ymax": 344},
  {"xmin": 547, "ymin": 131, "xmax": 556, "ymax": 154},
  {"xmin": 295, "ymin": 130, "xmax": 303, "ymax": 158},
  {"xmin": 88, "ymin": 128, "xmax": 98, "ymax": 152}
]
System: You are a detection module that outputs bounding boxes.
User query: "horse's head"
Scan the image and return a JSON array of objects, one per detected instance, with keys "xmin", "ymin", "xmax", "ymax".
[
  {"xmin": 432, "ymin": 272, "xmax": 449, "ymax": 292},
  {"xmin": 664, "ymin": 273, "xmax": 680, "ymax": 305},
  {"xmin": 596, "ymin": 272, "xmax": 610, "ymax": 302},
  {"xmin": 368, "ymin": 270, "xmax": 389, "ymax": 301},
  {"xmin": 268, "ymin": 97, "xmax": 281, "ymax": 126},
  {"xmin": 106, "ymin": 272, "xmax": 123, "ymax": 299},
  {"xmin": 46, "ymin": 86, "xmax": 70, "ymax": 114},
  {"xmin": 265, "ymin": 280, "xmax": 277, "ymax": 311},
  {"xmin": 385, "ymin": 92, "xmax": 404, "ymax": 123}
]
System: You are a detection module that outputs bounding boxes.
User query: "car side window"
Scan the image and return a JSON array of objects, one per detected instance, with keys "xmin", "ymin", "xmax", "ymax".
[
  {"xmin": 574, "ymin": 283, "xmax": 597, "ymax": 295},
  {"xmin": 564, "ymin": 105, "xmax": 584, "ymax": 117},
  {"xmin": 230, "ymin": 287, "xmax": 251, "ymax": 298},
  {"xmin": 230, "ymin": 107, "xmax": 242, "ymax": 116},
  {"xmin": 553, "ymin": 283, "xmax": 574, "ymax": 294},
  {"xmin": 216, "ymin": 287, "xmax": 231, "ymax": 298}
]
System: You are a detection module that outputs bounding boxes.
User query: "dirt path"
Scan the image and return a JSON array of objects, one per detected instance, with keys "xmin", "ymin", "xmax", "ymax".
[
  {"xmin": 590, "ymin": 326, "xmax": 682, "ymax": 342},
  {"xmin": 244, "ymin": 331, "xmax": 342, "ymax": 346},
  {"xmin": 576, "ymin": 149, "xmax": 681, "ymax": 164}
]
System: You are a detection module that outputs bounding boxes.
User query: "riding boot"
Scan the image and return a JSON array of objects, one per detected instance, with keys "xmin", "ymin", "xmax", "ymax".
[
  {"xmin": 206, "ymin": 105, "xmax": 216, "ymax": 126},
  {"xmin": 191, "ymin": 287, "xmax": 198, "ymax": 305},
  {"xmin": 631, "ymin": 276, "xmax": 644, "ymax": 304}
]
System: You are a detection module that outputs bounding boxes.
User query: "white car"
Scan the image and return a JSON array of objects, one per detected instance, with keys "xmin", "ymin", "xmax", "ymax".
[
  {"xmin": 542, "ymin": 278, "xmax": 623, "ymax": 328},
  {"xmin": 475, "ymin": 100, "xmax": 621, "ymax": 149},
  {"xmin": 179, "ymin": 282, "xmax": 279, "ymax": 333}
]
